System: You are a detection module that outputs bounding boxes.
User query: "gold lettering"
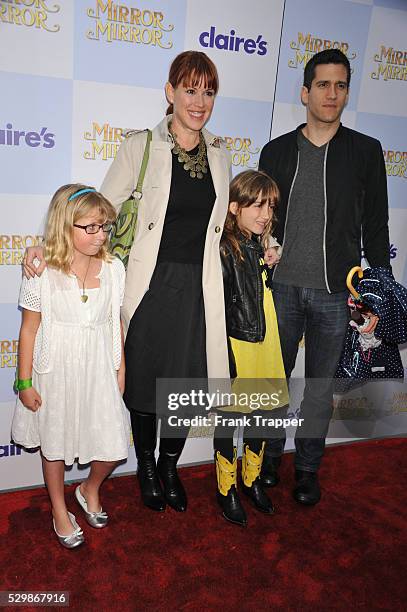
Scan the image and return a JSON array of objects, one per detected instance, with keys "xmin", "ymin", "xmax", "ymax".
[
  {"xmin": 0, "ymin": 340, "xmax": 18, "ymax": 354},
  {"xmin": 0, "ymin": 251, "xmax": 11, "ymax": 264},
  {"xmin": 290, "ymin": 32, "xmax": 310, "ymax": 51},
  {"xmin": 289, "ymin": 49, "xmax": 313, "ymax": 69},
  {"xmin": 141, "ymin": 27, "xmax": 152, "ymax": 44},
  {"xmin": 0, "ymin": 341, "xmax": 11, "ymax": 353},
  {"xmin": 112, "ymin": 127, "xmax": 122, "ymax": 142},
  {"xmin": 89, "ymin": 0, "xmax": 110, "ymax": 19},
  {"xmin": 84, "ymin": 122, "xmax": 109, "ymax": 141},
  {"xmin": 130, "ymin": 7, "xmax": 140, "ymax": 24},
  {"xmin": 118, "ymin": 5, "xmax": 128, "ymax": 22},
  {"xmin": 0, "ymin": 235, "xmax": 10, "ymax": 249},
  {"xmin": 11, "ymin": 236, "xmax": 23, "ymax": 249},
  {"xmin": 141, "ymin": 9, "xmax": 153, "ymax": 27},
  {"xmin": 312, "ymin": 38, "xmax": 323, "ymax": 52},
  {"xmin": 0, "ymin": 353, "xmax": 18, "ymax": 368}
]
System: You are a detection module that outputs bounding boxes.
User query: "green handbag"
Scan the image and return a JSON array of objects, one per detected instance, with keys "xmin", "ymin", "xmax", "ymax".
[{"xmin": 110, "ymin": 129, "xmax": 152, "ymax": 269}]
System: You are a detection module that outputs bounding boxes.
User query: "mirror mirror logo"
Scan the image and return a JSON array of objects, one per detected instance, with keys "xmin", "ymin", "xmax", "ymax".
[
  {"xmin": 199, "ymin": 27, "xmax": 268, "ymax": 56},
  {"xmin": 0, "ymin": 124, "xmax": 55, "ymax": 148}
]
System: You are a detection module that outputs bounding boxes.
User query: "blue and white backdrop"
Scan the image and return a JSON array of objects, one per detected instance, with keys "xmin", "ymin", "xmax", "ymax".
[{"xmin": 1, "ymin": 0, "xmax": 406, "ymax": 489}]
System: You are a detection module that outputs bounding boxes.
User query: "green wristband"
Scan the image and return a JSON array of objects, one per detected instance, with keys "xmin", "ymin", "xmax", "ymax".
[{"xmin": 16, "ymin": 378, "xmax": 32, "ymax": 391}]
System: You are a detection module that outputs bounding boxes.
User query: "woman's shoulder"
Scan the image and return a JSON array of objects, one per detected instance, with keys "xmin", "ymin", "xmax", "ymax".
[
  {"xmin": 203, "ymin": 128, "xmax": 227, "ymax": 151},
  {"xmin": 121, "ymin": 128, "xmax": 150, "ymax": 151}
]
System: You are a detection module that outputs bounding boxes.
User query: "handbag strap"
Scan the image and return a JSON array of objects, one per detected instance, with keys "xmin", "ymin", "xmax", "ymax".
[{"xmin": 133, "ymin": 129, "xmax": 152, "ymax": 200}]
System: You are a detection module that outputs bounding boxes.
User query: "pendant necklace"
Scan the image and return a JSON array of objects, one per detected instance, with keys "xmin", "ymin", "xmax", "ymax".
[
  {"xmin": 169, "ymin": 122, "xmax": 208, "ymax": 179},
  {"xmin": 71, "ymin": 257, "xmax": 92, "ymax": 303}
]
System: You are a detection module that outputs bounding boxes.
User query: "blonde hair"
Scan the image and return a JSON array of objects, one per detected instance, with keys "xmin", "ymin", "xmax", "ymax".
[
  {"xmin": 44, "ymin": 184, "xmax": 117, "ymax": 273},
  {"xmin": 222, "ymin": 170, "xmax": 280, "ymax": 261}
]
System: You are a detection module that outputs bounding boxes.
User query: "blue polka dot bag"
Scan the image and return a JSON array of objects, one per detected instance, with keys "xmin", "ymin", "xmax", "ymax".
[{"xmin": 335, "ymin": 267, "xmax": 407, "ymax": 391}]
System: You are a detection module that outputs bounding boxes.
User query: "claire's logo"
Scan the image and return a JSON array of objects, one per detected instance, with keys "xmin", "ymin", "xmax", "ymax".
[
  {"xmin": 199, "ymin": 27, "xmax": 267, "ymax": 56},
  {"xmin": 0, "ymin": 124, "xmax": 55, "ymax": 148},
  {"xmin": 0, "ymin": 443, "xmax": 22, "ymax": 458},
  {"xmin": 389, "ymin": 244, "xmax": 397, "ymax": 260}
]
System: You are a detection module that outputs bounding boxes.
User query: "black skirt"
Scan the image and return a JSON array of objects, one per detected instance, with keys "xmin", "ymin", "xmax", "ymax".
[{"xmin": 123, "ymin": 262, "xmax": 207, "ymax": 414}]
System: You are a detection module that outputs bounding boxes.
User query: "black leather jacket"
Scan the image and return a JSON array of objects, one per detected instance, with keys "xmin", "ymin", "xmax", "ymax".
[
  {"xmin": 221, "ymin": 236, "xmax": 271, "ymax": 378},
  {"xmin": 221, "ymin": 235, "xmax": 267, "ymax": 343}
]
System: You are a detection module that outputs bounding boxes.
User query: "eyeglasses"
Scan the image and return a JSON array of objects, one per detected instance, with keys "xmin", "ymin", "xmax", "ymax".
[{"xmin": 73, "ymin": 222, "xmax": 114, "ymax": 234}]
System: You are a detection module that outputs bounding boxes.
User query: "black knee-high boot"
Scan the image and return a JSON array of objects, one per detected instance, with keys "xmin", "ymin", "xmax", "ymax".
[
  {"xmin": 157, "ymin": 426, "xmax": 188, "ymax": 512},
  {"xmin": 130, "ymin": 411, "xmax": 166, "ymax": 512}
]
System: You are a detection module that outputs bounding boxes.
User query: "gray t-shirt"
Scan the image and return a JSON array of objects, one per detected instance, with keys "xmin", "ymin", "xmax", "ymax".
[{"xmin": 274, "ymin": 130, "xmax": 327, "ymax": 289}]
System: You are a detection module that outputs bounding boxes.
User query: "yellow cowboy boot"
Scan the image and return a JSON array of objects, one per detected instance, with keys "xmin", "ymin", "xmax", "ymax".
[
  {"xmin": 215, "ymin": 448, "xmax": 247, "ymax": 526},
  {"xmin": 241, "ymin": 442, "xmax": 274, "ymax": 514}
]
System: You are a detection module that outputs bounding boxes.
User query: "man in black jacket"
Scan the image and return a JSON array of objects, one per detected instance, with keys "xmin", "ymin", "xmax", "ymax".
[{"xmin": 259, "ymin": 49, "xmax": 391, "ymax": 505}]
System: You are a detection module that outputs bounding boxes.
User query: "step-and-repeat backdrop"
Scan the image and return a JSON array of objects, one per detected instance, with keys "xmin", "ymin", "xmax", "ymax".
[{"xmin": 1, "ymin": 0, "xmax": 406, "ymax": 490}]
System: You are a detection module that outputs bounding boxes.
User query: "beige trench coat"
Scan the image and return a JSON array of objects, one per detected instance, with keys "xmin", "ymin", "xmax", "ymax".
[{"xmin": 100, "ymin": 115, "xmax": 231, "ymax": 380}]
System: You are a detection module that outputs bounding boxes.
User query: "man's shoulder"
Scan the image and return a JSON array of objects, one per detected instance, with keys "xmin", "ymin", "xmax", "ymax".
[
  {"xmin": 263, "ymin": 128, "xmax": 298, "ymax": 152},
  {"xmin": 338, "ymin": 125, "xmax": 381, "ymax": 151},
  {"xmin": 260, "ymin": 129, "xmax": 298, "ymax": 169}
]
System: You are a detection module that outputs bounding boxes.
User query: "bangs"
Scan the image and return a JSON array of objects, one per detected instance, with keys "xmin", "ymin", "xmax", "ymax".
[
  {"xmin": 182, "ymin": 67, "xmax": 218, "ymax": 92},
  {"xmin": 169, "ymin": 51, "xmax": 219, "ymax": 94},
  {"xmin": 73, "ymin": 193, "xmax": 117, "ymax": 223}
]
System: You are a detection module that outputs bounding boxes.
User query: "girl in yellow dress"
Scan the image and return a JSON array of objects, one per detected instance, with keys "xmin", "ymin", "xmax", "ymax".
[{"xmin": 214, "ymin": 170, "xmax": 288, "ymax": 526}]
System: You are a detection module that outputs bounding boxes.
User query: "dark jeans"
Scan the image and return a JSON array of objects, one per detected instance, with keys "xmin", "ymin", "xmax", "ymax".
[{"xmin": 267, "ymin": 282, "xmax": 349, "ymax": 472}]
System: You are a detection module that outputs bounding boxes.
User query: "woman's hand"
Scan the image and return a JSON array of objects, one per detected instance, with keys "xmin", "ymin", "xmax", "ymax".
[
  {"xmin": 19, "ymin": 387, "xmax": 42, "ymax": 412},
  {"xmin": 264, "ymin": 247, "xmax": 280, "ymax": 267},
  {"xmin": 23, "ymin": 246, "xmax": 46, "ymax": 278}
]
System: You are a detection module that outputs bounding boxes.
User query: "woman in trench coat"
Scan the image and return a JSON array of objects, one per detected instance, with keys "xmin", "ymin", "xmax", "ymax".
[{"xmin": 100, "ymin": 50, "xmax": 231, "ymax": 513}]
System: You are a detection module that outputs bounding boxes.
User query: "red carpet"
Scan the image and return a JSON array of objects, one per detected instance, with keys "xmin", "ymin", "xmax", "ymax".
[{"xmin": 0, "ymin": 438, "xmax": 406, "ymax": 611}]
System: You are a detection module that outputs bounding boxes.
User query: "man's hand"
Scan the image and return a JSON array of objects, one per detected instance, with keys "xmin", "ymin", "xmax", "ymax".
[
  {"xmin": 19, "ymin": 387, "xmax": 42, "ymax": 412},
  {"xmin": 264, "ymin": 247, "xmax": 280, "ymax": 267},
  {"xmin": 23, "ymin": 246, "xmax": 46, "ymax": 278}
]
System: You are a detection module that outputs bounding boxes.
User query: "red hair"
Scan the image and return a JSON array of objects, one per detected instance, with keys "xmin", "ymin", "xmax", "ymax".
[{"xmin": 166, "ymin": 51, "xmax": 219, "ymax": 115}]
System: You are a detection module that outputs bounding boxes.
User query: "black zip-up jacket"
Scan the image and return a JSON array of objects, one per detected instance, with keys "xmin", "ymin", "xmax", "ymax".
[
  {"xmin": 221, "ymin": 236, "xmax": 267, "ymax": 379},
  {"xmin": 259, "ymin": 124, "xmax": 391, "ymax": 293},
  {"xmin": 221, "ymin": 236, "xmax": 266, "ymax": 343}
]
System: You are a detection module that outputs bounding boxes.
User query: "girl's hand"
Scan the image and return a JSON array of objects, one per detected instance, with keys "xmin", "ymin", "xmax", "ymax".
[
  {"xmin": 19, "ymin": 387, "xmax": 42, "ymax": 412},
  {"xmin": 117, "ymin": 367, "xmax": 125, "ymax": 396},
  {"xmin": 23, "ymin": 246, "xmax": 46, "ymax": 278},
  {"xmin": 264, "ymin": 247, "xmax": 280, "ymax": 267},
  {"xmin": 362, "ymin": 313, "xmax": 379, "ymax": 334}
]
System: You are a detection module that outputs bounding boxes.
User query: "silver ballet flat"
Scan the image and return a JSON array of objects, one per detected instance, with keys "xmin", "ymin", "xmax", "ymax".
[
  {"xmin": 75, "ymin": 485, "xmax": 109, "ymax": 528},
  {"xmin": 53, "ymin": 511, "xmax": 84, "ymax": 549}
]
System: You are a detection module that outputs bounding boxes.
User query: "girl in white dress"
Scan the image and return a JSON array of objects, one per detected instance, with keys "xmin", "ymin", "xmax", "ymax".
[{"xmin": 12, "ymin": 184, "xmax": 129, "ymax": 549}]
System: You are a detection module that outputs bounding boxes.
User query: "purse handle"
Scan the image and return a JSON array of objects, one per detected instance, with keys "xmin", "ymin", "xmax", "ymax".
[{"xmin": 132, "ymin": 129, "xmax": 152, "ymax": 201}]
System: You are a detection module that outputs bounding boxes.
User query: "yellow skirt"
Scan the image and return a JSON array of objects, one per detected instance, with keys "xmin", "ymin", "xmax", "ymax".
[{"xmin": 220, "ymin": 266, "xmax": 289, "ymax": 414}]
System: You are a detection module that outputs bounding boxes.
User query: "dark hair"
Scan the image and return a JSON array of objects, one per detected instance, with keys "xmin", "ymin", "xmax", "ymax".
[
  {"xmin": 303, "ymin": 49, "xmax": 351, "ymax": 91},
  {"xmin": 166, "ymin": 51, "xmax": 219, "ymax": 115},
  {"xmin": 222, "ymin": 170, "xmax": 280, "ymax": 261}
]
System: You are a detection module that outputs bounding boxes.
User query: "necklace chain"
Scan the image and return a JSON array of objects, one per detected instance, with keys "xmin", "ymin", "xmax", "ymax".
[
  {"xmin": 71, "ymin": 257, "xmax": 92, "ymax": 303},
  {"xmin": 169, "ymin": 123, "xmax": 208, "ymax": 179}
]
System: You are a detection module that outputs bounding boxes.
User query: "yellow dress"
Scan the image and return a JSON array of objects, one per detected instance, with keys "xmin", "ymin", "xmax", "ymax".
[{"xmin": 220, "ymin": 260, "xmax": 289, "ymax": 414}]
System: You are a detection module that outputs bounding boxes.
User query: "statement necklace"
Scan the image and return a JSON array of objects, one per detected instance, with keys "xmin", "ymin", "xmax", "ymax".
[
  {"xmin": 169, "ymin": 123, "xmax": 208, "ymax": 179},
  {"xmin": 71, "ymin": 257, "xmax": 92, "ymax": 303}
]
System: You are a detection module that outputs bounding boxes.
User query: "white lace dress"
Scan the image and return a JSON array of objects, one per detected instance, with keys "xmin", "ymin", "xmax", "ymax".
[{"xmin": 12, "ymin": 258, "xmax": 130, "ymax": 465}]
